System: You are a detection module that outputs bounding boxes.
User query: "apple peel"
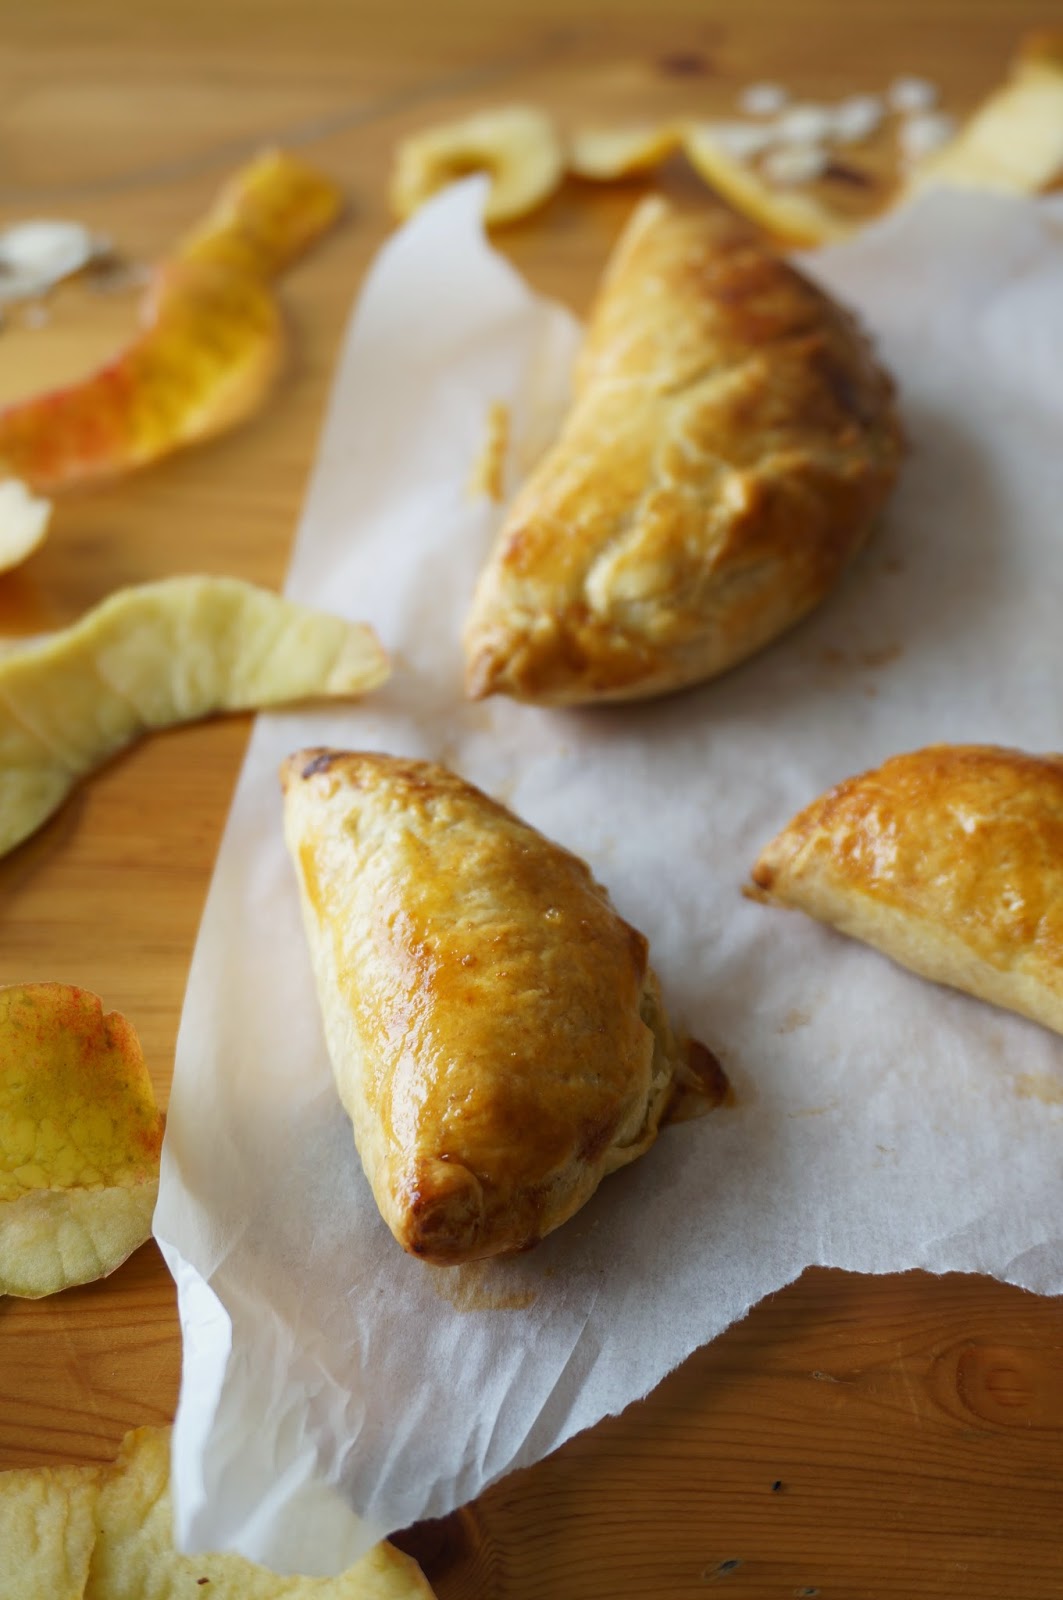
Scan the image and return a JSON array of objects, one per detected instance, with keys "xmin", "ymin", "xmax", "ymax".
[
  {"xmin": 569, "ymin": 123, "xmax": 682, "ymax": 180},
  {"xmin": 0, "ymin": 148, "xmax": 344, "ymax": 495},
  {"xmin": 683, "ymin": 122, "xmax": 857, "ymax": 246},
  {"xmin": 176, "ymin": 147, "xmax": 345, "ymax": 280},
  {"xmin": 0, "ymin": 1460, "xmax": 102, "ymax": 1600},
  {"xmin": 0, "ymin": 259, "xmax": 284, "ymax": 494},
  {"xmin": 0, "ymin": 219, "xmax": 108, "ymax": 308},
  {"xmin": 0, "ymin": 984, "xmax": 163, "ymax": 1300},
  {"xmin": 391, "ymin": 105, "xmax": 564, "ymax": 225},
  {"xmin": 0, "ymin": 574, "xmax": 389, "ymax": 858},
  {"xmin": 85, "ymin": 1427, "xmax": 438, "ymax": 1597},
  {"xmin": 467, "ymin": 401, "xmax": 511, "ymax": 503},
  {"xmin": 0, "ymin": 1425, "xmax": 437, "ymax": 1598}
]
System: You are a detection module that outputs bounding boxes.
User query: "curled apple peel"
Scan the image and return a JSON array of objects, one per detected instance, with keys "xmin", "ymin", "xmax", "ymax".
[
  {"xmin": 391, "ymin": 105, "xmax": 564, "ymax": 225},
  {"xmin": 0, "ymin": 148, "xmax": 343, "ymax": 502}
]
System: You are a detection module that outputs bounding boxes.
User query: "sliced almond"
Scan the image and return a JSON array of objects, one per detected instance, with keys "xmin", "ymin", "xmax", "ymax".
[
  {"xmin": 0, "ymin": 478, "xmax": 51, "ymax": 574},
  {"xmin": 0, "ymin": 220, "xmax": 107, "ymax": 307},
  {"xmin": 887, "ymin": 75, "xmax": 939, "ymax": 114},
  {"xmin": 739, "ymin": 82, "xmax": 790, "ymax": 117}
]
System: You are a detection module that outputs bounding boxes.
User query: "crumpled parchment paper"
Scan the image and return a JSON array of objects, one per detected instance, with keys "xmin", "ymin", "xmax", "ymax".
[{"xmin": 154, "ymin": 178, "xmax": 1063, "ymax": 1576}]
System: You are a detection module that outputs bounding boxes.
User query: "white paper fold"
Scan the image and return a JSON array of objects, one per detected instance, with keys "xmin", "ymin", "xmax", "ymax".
[{"xmin": 155, "ymin": 178, "xmax": 1063, "ymax": 1575}]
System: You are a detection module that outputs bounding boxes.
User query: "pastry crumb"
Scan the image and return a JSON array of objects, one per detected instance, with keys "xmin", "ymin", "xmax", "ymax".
[{"xmin": 467, "ymin": 400, "xmax": 511, "ymax": 503}]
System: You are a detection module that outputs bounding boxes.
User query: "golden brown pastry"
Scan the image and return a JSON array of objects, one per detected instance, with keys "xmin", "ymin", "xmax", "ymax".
[
  {"xmin": 463, "ymin": 195, "xmax": 903, "ymax": 706},
  {"xmin": 281, "ymin": 749, "xmax": 686, "ymax": 1264},
  {"xmin": 751, "ymin": 744, "xmax": 1063, "ymax": 1037}
]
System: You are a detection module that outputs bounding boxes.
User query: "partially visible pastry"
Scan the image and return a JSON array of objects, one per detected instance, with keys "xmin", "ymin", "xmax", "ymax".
[
  {"xmin": 464, "ymin": 194, "xmax": 903, "ymax": 706},
  {"xmin": 281, "ymin": 749, "xmax": 687, "ymax": 1264},
  {"xmin": 751, "ymin": 744, "xmax": 1063, "ymax": 1036}
]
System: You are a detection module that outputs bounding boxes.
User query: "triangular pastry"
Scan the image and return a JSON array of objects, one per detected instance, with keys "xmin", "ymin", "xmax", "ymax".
[
  {"xmin": 464, "ymin": 195, "xmax": 903, "ymax": 705},
  {"xmin": 281, "ymin": 750, "xmax": 686, "ymax": 1263},
  {"xmin": 751, "ymin": 744, "xmax": 1063, "ymax": 1037}
]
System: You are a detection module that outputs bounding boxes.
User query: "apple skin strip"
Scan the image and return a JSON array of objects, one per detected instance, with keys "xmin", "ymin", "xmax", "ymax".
[
  {"xmin": 683, "ymin": 122, "xmax": 857, "ymax": 246},
  {"xmin": 0, "ymin": 149, "xmax": 344, "ymax": 501},
  {"xmin": 568, "ymin": 123, "xmax": 682, "ymax": 180},
  {"xmin": 0, "ymin": 983, "xmax": 163, "ymax": 1300},
  {"xmin": 0, "ymin": 575, "xmax": 389, "ymax": 858},
  {"xmin": 176, "ymin": 147, "xmax": 345, "ymax": 279},
  {"xmin": 0, "ymin": 478, "xmax": 51, "ymax": 574},
  {"xmin": 0, "ymin": 1423, "xmax": 437, "ymax": 1596},
  {"xmin": 0, "ymin": 261, "xmax": 285, "ymax": 494},
  {"xmin": 912, "ymin": 36, "xmax": 1063, "ymax": 194},
  {"xmin": 391, "ymin": 105, "xmax": 564, "ymax": 225}
]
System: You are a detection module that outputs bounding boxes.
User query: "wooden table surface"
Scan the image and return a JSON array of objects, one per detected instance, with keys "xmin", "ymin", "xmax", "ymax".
[{"xmin": 1, "ymin": 3, "xmax": 1061, "ymax": 1596}]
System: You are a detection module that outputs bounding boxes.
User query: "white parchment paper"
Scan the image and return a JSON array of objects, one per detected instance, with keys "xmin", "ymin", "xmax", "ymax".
[{"xmin": 154, "ymin": 179, "xmax": 1063, "ymax": 1575}]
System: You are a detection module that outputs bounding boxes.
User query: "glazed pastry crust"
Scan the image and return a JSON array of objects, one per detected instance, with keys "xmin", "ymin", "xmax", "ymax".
[
  {"xmin": 281, "ymin": 750, "xmax": 683, "ymax": 1264},
  {"xmin": 751, "ymin": 744, "xmax": 1063, "ymax": 1037},
  {"xmin": 464, "ymin": 195, "xmax": 903, "ymax": 706}
]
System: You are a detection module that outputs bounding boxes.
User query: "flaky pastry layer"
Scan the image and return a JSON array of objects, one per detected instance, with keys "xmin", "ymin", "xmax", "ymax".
[
  {"xmin": 752, "ymin": 743, "xmax": 1063, "ymax": 1037},
  {"xmin": 464, "ymin": 195, "xmax": 903, "ymax": 705},
  {"xmin": 282, "ymin": 750, "xmax": 684, "ymax": 1263}
]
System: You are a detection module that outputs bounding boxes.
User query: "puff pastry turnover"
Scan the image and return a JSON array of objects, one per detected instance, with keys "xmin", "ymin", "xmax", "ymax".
[
  {"xmin": 464, "ymin": 195, "xmax": 903, "ymax": 706},
  {"xmin": 281, "ymin": 750, "xmax": 686, "ymax": 1263},
  {"xmin": 751, "ymin": 744, "xmax": 1063, "ymax": 1037}
]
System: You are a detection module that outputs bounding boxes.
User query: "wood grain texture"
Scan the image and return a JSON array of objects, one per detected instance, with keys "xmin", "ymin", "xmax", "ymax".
[
  {"xmin": 396, "ymin": 1268, "xmax": 1063, "ymax": 1599},
  {"xmin": 1, "ymin": 3, "xmax": 1061, "ymax": 1595}
]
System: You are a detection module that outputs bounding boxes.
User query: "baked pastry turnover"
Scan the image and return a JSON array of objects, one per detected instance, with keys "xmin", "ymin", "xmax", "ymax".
[
  {"xmin": 751, "ymin": 744, "xmax": 1063, "ymax": 1037},
  {"xmin": 281, "ymin": 750, "xmax": 686, "ymax": 1263},
  {"xmin": 464, "ymin": 195, "xmax": 903, "ymax": 705}
]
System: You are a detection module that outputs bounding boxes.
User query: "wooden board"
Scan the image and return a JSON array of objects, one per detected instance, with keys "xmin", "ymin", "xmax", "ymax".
[{"xmin": 1, "ymin": 3, "xmax": 1061, "ymax": 1595}]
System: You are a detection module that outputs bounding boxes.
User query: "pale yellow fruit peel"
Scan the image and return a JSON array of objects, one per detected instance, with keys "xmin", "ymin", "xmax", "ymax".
[
  {"xmin": 683, "ymin": 123, "xmax": 857, "ymax": 246},
  {"xmin": 0, "ymin": 1181, "xmax": 159, "ymax": 1301},
  {"xmin": 912, "ymin": 34, "xmax": 1063, "ymax": 193},
  {"xmin": 85, "ymin": 1427, "xmax": 438, "ymax": 1598},
  {"xmin": 176, "ymin": 147, "xmax": 345, "ymax": 280},
  {"xmin": 391, "ymin": 105, "xmax": 564, "ymax": 225},
  {"xmin": 0, "ymin": 260, "xmax": 285, "ymax": 495},
  {"xmin": 568, "ymin": 123, "xmax": 682, "ymax": 180},
  {"xmin": 0, "ymin": 147, "xmax": 342, "ymax": 495},
  {"xmin": 0, "ymin": 1426, "xmax": 437, "ymax": 1598},
  {"xmin": 0, "ymin": 575, "xmax": 389, "ymax": 858},
  {"xmin": 0, "ymin": 984, "xmax": 162, "ymax": 1299},
  {"xmin": 0, "ymin": 478, "xmax": 52, "ymax": 575},
  {"xmin": 0, "ymin": 1461, "xmax": 102, "ymax": 1600}
]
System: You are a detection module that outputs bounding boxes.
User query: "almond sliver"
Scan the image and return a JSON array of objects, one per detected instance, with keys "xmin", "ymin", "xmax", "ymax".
[{"xmin": 0, "ymin": 478, "xmax": 51, "ymax": 574}]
